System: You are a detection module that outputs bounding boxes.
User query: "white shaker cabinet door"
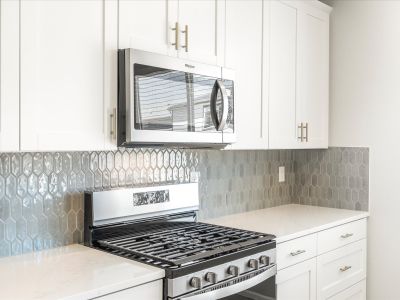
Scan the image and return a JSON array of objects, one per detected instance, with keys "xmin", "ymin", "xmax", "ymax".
[
  {"xmin": 226, "ymin": 0, "xmax": 267, "ymax": 149},
  {"xmin": 20, "ymin": 0, "xmax": 107, "ymax": 151},
  {"xmin": 276, "ymin": 258, "xmax": 317, "ymax": 300},
  {"xmin": 118, "ymin": 0, "xmax": 178, "ymax": 56},
  {"xmin": 296, "ymin": 5, "xmax": 330, "ymax": 149},
  {"xmin": 177, "ymin": 0, "xmax": 225, "ymax": 65},
  {"xmin": 268, "ymin": 1, "xmax": 298, "ymax": 149},
  {"xmin": 0, "ymin": 0, "xmax": 19, "ymax": 151}
]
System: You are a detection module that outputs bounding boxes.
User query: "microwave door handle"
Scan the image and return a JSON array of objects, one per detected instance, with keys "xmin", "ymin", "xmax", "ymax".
[
  {"xmin": 217, "ymin": 80, "xmax": 229, "ymax": 131},
  {"xmin": 210, "ymin": 79, "xmax": 229, "ymax": 131},
  {"xmin": 180, "ymin": 265, "xmax": 276, "ymax": 300},
  {"xmin": 210, "ymin": 80, "xmax": 220, "ymax": 130}
]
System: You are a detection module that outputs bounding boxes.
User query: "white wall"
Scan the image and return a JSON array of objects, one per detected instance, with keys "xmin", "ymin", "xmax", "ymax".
[{"xmin": 330, "ymin": 1, "xmax": 400, "ymax": 299}]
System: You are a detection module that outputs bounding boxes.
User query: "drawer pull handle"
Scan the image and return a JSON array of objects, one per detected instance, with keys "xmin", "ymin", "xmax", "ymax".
[
  {"xmin": 290, "ymin": 250, "xmax": 306, "ymax": 256},
  {"xmin": 340, "ymin": 233, "xmax": 354, "ymax": 239},
  {"xmin": 340, "ymin": 266, "xmax": 352, "ymax": 272}
]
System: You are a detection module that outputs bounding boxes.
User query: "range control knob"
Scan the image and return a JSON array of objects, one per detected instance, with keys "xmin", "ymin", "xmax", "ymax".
[
  {"xmin": 227, "ymin": 265, "xmax": 239, "ymax": 277},
  {"xmin": 248, "ymin": 258, "xmax": 259, "ymax": 270},
  {"xmin": 205, "ymin": 272, "xmax": 217, "ymax": 284},
  {"xmin": 189, "ymin": 277, "xmax": 202, "ymax": 289},
  {"xmin": 259, "ymin": 255, "xmax": 270, "ymax": 266}
]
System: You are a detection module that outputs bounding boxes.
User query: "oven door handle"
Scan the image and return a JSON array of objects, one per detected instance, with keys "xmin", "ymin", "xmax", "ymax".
[
  {"xmin": 177, "ymin": 264, "xmax": 276, "ymax": 300},
  {"xmin": 210, "ymin": 79, "xmax": 229, "ymax": 131}
]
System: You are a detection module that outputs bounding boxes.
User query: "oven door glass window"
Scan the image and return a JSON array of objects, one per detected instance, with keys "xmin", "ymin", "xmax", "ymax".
[{"xmin": 134, "ymin": 64, "xmax": 222, "ymax": 133}]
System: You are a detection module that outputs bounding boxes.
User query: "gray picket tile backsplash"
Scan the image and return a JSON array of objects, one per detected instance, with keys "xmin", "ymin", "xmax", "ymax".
[{"xmin": 0, "ymin": 147, "xmax": 368, "ymax": 257}]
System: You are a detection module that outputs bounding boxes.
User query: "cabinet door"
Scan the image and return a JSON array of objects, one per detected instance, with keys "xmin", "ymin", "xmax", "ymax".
[
  {"xmin": 226, "ymin": 0, "xmax": 267, "ymax": 149},
  {"xmin": 0, "ymin": 0, "xmax": 19, "ymax": 151},
  {"xmin": 269, "ymin": 1, "xmax": 298, "ymax": 149},
  {"xmin": 297, "ymin": 5, "xmax": 329, "ymax": 148},
  {"xmin": 177, "ymin": 0, "xmax": 224, "ymax": 65},
  {"xmin": 118, "ymin": 0, "xmax": 177, "ymax": 56},
  {"xmin": 277, "ymin": 258, "xmax": 317, "ymax": 300},
  {"xmin": 20, "ymin": 0, "xmax": 107, "ymax": 151}
]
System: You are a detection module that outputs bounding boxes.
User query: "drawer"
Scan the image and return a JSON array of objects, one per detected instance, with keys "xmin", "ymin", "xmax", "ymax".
[
  {"xmin": 327, "ymin": 280, "xmax": 366, "ymax": 300},
  {"xmin": 317, "ymin": 239, "xmax": 367, "ymax": 300},
  {"xmin": 277, "ymin": 234, "xmax": 317, "ymax": 270},
  {"xmin": 318, "ymin": 219, "xmax": 367, "ymax": 254}
]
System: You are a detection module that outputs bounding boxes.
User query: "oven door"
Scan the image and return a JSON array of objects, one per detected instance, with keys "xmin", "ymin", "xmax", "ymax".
[
  {"xmin": 119, "ymin": 49, "xmax": 234, "ymax": 146},
  {"xmin": 177, "ymin": 265, "xmax": 276, "ymax": 300}
]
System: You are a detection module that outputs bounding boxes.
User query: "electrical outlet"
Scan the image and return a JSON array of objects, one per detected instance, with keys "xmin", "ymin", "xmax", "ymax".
[{"xmin": 279, "ymin": 166, "xmax": 285, "ymax": 183}]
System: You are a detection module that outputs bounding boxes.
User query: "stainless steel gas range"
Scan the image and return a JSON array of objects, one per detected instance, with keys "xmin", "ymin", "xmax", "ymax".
[{"xmin": 84, "ymin": 183, "xmax": 276, "ymax": 300}]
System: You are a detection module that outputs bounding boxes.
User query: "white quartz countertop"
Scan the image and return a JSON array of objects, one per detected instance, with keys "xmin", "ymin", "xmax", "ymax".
[
  {"xmin": 0, "ymin": 244, "xmax": 165, "ymax": 300},
  {"xmin": 206, "ymin": 204, "xmax": 369, "ymax": 243}
]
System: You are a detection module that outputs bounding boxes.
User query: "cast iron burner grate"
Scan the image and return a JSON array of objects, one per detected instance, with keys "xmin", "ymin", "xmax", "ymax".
[{"xmin": 97, "ymin": 222, "xmax": 273, "ymax": 267}]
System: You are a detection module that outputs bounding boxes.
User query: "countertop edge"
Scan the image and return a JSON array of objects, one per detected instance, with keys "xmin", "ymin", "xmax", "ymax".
[{"xmin": 62, "ymin": 273, "xmax": 165, "ymax": 300}]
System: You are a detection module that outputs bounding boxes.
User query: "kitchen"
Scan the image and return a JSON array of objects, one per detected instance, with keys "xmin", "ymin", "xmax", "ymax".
[{"xmin": 0, "ymin": 0, "xmax": 392, "ymax": 299}]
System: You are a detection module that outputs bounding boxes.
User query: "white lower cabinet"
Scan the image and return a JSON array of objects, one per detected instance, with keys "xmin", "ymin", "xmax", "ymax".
[
  {"xmin": 276, "ymin": 219, "xmax": 367, "ymax": 300},
  {"xmin": 317, "ymin": 240, "xmax": 367, "ymax": 300},
  {"xmin": 277, "ymin": 258, "xmax": 317, "ymax": 300},
  {"xmin": 327, "ymin": 280, "xmax": 366, "ymax": 300},
  {"xmin": 92, "ymin": 279, "xmax": 162, "ymax": 300}
]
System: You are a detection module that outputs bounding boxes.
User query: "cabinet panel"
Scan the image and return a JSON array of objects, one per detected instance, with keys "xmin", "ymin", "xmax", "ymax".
[
  {"xmin": 269, "ymin": 1, "xmax": 298, "ymax": 149},
  {"xmin": 318, "ymin": 219, "xmax": 367, "ymax": 255},
  {"xmin": 20, "ymin": 0, "xmax": 106, "ymax": 151},
  {"xmin": 226, "ymin": 0, "xmax": 267, "ymax": 149},
  {"xmin": 93, "ymin": 280, "xmax": 162, "ymax": 300},
  {"xmin": 104, "ymin": 0, "xmax": 118, "ymax": 150},
  {"xmin": 277, "ymin": 258, "xmax": 317, "ymax": 300},
  {"xmin": 277, "ymin": 234, "xmax": 317, "ymax": 270},
  {"xmin": 177, "ymin": 0, "xmax": 224, "ymax": 65},
  {"xmin": 118, "ymin": 0, "xmax": 177, "ymax": 56},
  {"xmin": 317, "ymin": 239, "xmax": 367, "ymax": 300},
  {"xmin": 297, "ymin": 6, "xmax": 329, "ymax": 148},
  {"xmin": 0, "ymin": 0, "xmax": 19, "ymax": 151},
  {"xmin": 327, "ymin": 280, "xmax": 366, "ymax": 300}
]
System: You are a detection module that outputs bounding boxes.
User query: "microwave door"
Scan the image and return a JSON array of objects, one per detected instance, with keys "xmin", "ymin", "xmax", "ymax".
[{"xmin": 131, "ymin": 63, "xmax": 223, "ymax": 145}]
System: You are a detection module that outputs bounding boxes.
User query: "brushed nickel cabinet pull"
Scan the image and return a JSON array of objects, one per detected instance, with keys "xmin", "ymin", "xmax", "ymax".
[
  {"xmin": 305, "ymin": 122, "xmax": 309, "ymax": 142},
  {"xmin": 181, "ymin": 25, "xmax": 189, "ymax": 52},
  {"xmin": 171, "ymin": 22, "xmax": 179, "ymax": 50},
  {"xmin": 340, "ymin": 233, "xmax": 354, "ymax": 239},
  {"xmin": 290, "ymin": 249, "xmax": 306, "ymax": 256},
  {"xmin": 298, "ymin": 123, "xmax": 304, "ymax": 142},
  {"xmin": 110, "ymin": 108, "xmax": 117, "ymax": 140},
  {"xmin": 340, "ymin": 266, "xmax": 352, "ymax": 272}
]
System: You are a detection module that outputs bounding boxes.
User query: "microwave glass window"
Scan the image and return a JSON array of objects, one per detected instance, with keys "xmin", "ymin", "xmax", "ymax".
[{"xmin": 134, "ymin": 64, "xmax": 221, "ymax": 133}]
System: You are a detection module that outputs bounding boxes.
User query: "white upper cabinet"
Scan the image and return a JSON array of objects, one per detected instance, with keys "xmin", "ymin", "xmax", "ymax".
[
  {"xmin": 118, "ymin": 0, "xmax": 224, "ymax": 65},
  {"xmin": 296, "ymin": 4, "xmax": 330, "ymax": 149},
  {"xmin": 118, "ymin": 0, "xmax": 177, "ymax": 56},
  {"xmin": 20, "ymin": 0, "xmax": 110, "ymax": 151},
  {"xmin": 177, "ymin": 0, "xmax": 225, "ymax": 65},
  {"xmin": 269, "ymin": 0, "xmax": 298, "ymax": 149},
  {"xmin": 226, "ymin": 0, "xmax": 267, "ymax": 149},
  {"xmin": 268, "ymin": 0, "xmax": 331, "ymax": 149},
  {"xmin": 0, "ymin": 0, "xmax": 19, "ymax": 151}
]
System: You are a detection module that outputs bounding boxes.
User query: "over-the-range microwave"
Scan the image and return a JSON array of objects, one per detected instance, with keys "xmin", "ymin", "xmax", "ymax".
[{"xmin": 117, "ymin": 49, "xmax": 235, "ymax": 147}]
